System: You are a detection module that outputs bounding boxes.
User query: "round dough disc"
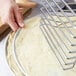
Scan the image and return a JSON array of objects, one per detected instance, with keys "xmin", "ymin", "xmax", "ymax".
[{"xmin": 6, "ymin": 16, "xmax": 76, "ymax": 76}]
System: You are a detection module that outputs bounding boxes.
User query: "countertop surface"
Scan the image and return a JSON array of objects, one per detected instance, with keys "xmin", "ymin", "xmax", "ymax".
[{"xmin": 0, "ymin": 38, "xmax": 14, "ymax": 76}]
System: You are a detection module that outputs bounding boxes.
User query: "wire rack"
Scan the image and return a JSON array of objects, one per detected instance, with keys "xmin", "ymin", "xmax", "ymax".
[
  {"xmin": 12, "ymin": 1, "xmax": 76, "ymax": 75},
  {"xmin": 40, "ymin": 0, "xmax": 76, "ymax": 70}
]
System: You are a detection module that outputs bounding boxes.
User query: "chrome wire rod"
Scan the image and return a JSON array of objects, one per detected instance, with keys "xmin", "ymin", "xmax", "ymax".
[
  {"xmin": 40, "ymin": 2, "xmax": 76, "ymax": 46},
  {"xmin": 40, "ymin": 21, "xmax": 76, "ymax": 70},
  {"xmin": 40, "ymin": 0, "xmax": 76, "ymax": 70},
  {"xmin": 40, "ymin": 10, "xmax": 76, "ymax": 59},
  {"xmin": 41, "ymin": 0, "xmax": 76, "ymax": 38}
]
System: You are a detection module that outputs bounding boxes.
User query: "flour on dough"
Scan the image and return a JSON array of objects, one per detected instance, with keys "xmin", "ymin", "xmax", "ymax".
[{"xmin": 7, "ymin": 16, "xmax": 76, "ymax": 76}]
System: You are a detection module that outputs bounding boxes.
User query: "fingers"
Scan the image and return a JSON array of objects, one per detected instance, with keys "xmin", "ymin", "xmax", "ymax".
[
  {"xmin": 0, "ymin": 0, "xmax": 36, "ymax": 32},
  {"xmin": 14, "ymin": 6, "xmax": 24, "ymax": 28},
  {"xmin": 18, "ymin": 1, "xmax": 37, "ymax": 8},
  {"xmin": 8, "ymin": 9, "xmax": 19, "ymax": 31},
  {"xmin": 19, "ymin": 8, "xmax": 24, "ymax": 14},
  {"xmin": 19, "ymin": 8, "xmax": 24, "ymax": 13},
  {"xmin": 9, "ymin": 20, "xmax": 19, "ymax": 31}
]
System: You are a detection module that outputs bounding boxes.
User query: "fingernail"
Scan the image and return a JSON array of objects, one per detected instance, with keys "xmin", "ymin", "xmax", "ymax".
[{"xmin": 20, "ymin": 23, "xmax": 25, "ymax": 27}]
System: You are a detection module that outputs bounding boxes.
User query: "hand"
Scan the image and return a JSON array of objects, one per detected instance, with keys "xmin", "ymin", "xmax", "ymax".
[{"xmin": 0, "ymin": 0, "xmax": 37, "ymax": 31}]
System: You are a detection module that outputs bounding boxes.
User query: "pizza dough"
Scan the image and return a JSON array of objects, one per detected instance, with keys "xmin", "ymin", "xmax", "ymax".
[{"xmin": 6, "ymin": 16, "xmax": 76, "ymax": 76}]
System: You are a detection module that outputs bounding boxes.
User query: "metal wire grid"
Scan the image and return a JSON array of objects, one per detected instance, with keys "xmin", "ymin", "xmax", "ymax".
[
  {"xmin": 12, "ymin": 0, "xmax": 76, "ymax": 73},
  {"xmin": 40, "ymin": 0, "xmax": 76, "ymax": 70}
]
